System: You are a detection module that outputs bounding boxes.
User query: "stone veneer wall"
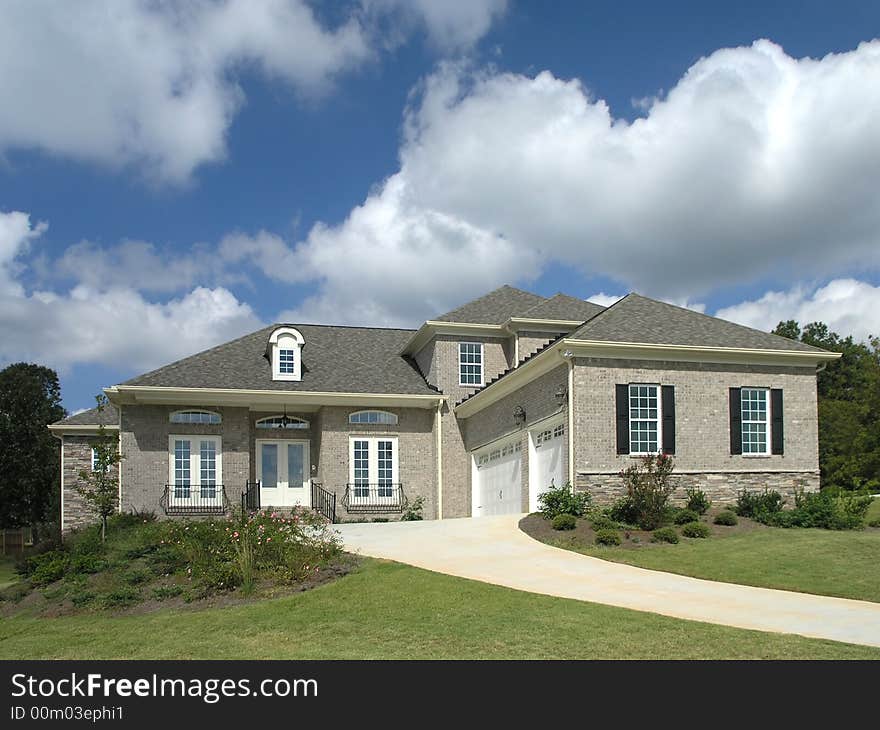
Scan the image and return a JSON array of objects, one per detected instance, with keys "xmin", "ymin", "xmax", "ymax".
[
  {"xmin": 61, "ymin": 435, "xmax": 109, "ymax": 532},
  {"xmin": 413, "ymin": 333, "xmax": 514, "ymax": 518},
  {"xmin": 316, "ymin": 405, "xmax": 436, "ymax": 521},
  {"xmin": 120, "ymin": 404, "xmax": 250, "ymax": 516},
  {"xmin": 570, "ymin": 357, "xmax": 820, "ymax": 504}
]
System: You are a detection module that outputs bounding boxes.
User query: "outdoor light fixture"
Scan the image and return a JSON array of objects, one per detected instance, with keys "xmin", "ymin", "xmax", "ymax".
[
  {"xmin": 513, "ymin": 405, "xmax": 526, "ymax": 426},
  {"xmin": 555, "ymin": 386, "xmax": 568, "ymax": 406},
  {"xmin": 280, "ymin": 405, "xmax": 291, "ymax": 428}
]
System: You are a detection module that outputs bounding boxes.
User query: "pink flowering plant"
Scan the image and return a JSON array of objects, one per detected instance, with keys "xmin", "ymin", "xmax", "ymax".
[{"xmin": 163, "ymin": 508, "xmax": 342, "ymax": 595}]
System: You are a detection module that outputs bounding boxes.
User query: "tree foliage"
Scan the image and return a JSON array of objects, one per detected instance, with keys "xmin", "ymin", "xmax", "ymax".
[
  {"xmin": 773, "ymin": 320, "xmax": 880, "ymax": 491},
  {"xmin": 0, "ymin": 363, "xmax": 66, "ymax": 527},
  {"xmin": 76, "ymin": 396, "xmax": 122, "ymax": 542}
]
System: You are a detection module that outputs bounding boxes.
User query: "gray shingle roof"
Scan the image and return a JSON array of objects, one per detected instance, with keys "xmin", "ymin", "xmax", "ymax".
[
  {"xmin": 121, "ymin": 324, "xmax": 439, "ymax": 395},
  {"xmin": 569, "ymin": 294, "xmax": 827, "ymax": 353},
  {"xmin": 435, "ymin": 285, "xmax": 546, "ymax": 324},
  {"xmin": 54, "ymin": 404, "xmax": 119, "ymax": 427},
  {"xmin": 519, "ymin": 293, "xmax": 605, "ymax": 322}
]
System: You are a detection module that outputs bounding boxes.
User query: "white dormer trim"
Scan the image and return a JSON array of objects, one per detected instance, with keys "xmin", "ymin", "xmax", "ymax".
[{"xmin": 269, "ymin": 327, "xmax": 305, "ymax": 381}]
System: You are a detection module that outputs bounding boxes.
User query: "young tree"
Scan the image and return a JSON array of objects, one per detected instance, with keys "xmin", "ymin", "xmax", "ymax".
[
  {"xmin": 0, "ymin": 363, "xmax": 66, "ymax": 529},
  {"xmin": 75, "ymin": 396, "xmax": 122, "ymax": 542}
]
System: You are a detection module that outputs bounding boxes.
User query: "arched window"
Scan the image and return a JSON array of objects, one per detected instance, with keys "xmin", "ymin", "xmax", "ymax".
[
  {"xmin": 255, "ymin": 415, "xmax": 309, "ymax": 430},
  {"xmin": 169, "ymin": 410, "xmax": 221, "ymax": 425},
  {"xmin": 349, "ymin": 410, "xmax": 398, "ymax": 425},
  {"xmin": 268, "ymin": 327, "xmax": 305, "ymax": 381}
]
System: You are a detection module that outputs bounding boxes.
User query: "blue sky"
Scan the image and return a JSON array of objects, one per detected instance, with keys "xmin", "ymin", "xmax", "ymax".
[{"xmin": 1, "ymin": 0, "xmax": 879, "ymax": 413}]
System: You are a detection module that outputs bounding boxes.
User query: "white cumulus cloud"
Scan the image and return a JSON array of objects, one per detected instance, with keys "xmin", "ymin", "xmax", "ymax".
[{"xmin": 715, "ymin": 279, "xmax": 880, "ymax": 343}]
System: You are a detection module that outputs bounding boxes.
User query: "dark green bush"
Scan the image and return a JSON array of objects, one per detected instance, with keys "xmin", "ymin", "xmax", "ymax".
[
  {"xmin": 101, "ymin": 586, "xmax": 141, "ymax": 609},
  {"xmin": 152, "ymin": 584, "xmax": 184, "ymax": 600},
  {"xmin": 684, "ymin": 487, "xmax": 711, "ymax": 515},
  {"xmin": 26, "ymin": 551, "xmax": 69, "ymax": 586},
  {"xmin": 589, "ymin": 514, "xmax": 621, "ymax": 532},
  {"xmin": 609, "ymin": 497, "xmax": 639, "ymax": 526},
  {"xmin": 619, "ymin": 454, "xmax": 676, "ymax": 530},
  {"xmin": 552, "ymin": 513, "xmax": 577, "ymax": 531},
  {"xmin": 400, "ymin": 496, "xmax": 424, "ymax": 521},
  {"xmin": 538, "ymin": 482, "xmax": 592, "ymax": 519},
  {"xmin": 123, "ymin": 569, "xmax": 152, "ymax": 586},
  {"xmin": 70, "ymin": 590, "xmax": 97, "ymax": 607},
  {"xmin": 652, "ymin": 526, "xmax": 679, "ymax": 544},
  {"xmin": 681, "ymin": 521, "xmax": 710, "ymax": 538},
  {"xmin": 735, "ymin": 489, "xmax": 785, "ymax": 520},
  {"xmin": 674, "ymin": 508, "xmax": 700, "ymax": 525},
  {"xmin": 594, "ymin": 529, "xmax": 622, "ymax": 546},
  {"xmin": 69, "ymin": 553, "xmax": 106, "ymax": 574},
  {"xmin": 713, "ymin": 510, "xmax": 738, "ymax": 526}
]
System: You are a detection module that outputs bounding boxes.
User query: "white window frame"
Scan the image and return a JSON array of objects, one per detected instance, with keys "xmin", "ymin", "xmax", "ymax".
[
  {"xmin": 269, "ymin": 327, "xmax": 305, "ymax": 382},
  {"xmin": 169, "ymin": 410, "xmax": 221, "ymax": 425},
  {"xmin": 348, "ymin": 410, "xmax": 399, "ymax": 425},
  {"xmin": 168, "ymin": 435, "xmax": 223, "ymax": 504},
  {"xmin": 255, "ymin": 415, "xmax": 309, "ymax": 430},
  {"xmin": 628, "ymin": 383, "xmax": 662, "ymax": 456},
  {"xmin": 741, "ymin": 387, "xmax": 771, "ymax": 457},
  {"xmin": 348, "ymin": 436, "xmax": 399, "ymax": 505},
  {"xmin": 459, "ymin": 341, "xmax": 485, "ymax": 387},
  {"xmin": 91, "ymin": 448, "xmax": 102, "ymax": 472}
]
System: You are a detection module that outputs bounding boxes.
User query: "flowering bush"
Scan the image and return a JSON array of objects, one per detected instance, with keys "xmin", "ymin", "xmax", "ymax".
[
  {"xmin": 163, "ymin": 509, "xmax": 342, "ymax": 594},
  {"xmin": 617, "ymin": 453, "xmax": 676, "ymax": 531}
]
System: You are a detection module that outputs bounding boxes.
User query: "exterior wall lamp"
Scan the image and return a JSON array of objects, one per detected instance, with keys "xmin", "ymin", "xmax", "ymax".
[
  {"xmin": 554, "ymin": 386, "xmax": 568, "ymax": 406},
  {"xmin": 513, "ymin": 405, "xmax": 526, "ymax": 426}
]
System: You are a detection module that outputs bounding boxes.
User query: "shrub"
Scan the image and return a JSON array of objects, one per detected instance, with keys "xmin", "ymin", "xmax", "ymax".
[
  {"xmin": 714, "ymin": 510, "xmax": 738, "ymax": 526},
  {"xmin": 674, "ymin": 508, "xmax": 700, "ymax": 525},
  {"xmin": 782, "ymin": 489, "xmax": 873, "ymax": 530},
  {"xmin": 869, "ymin": 518, "xmax": 880, "ymax": 528},
  {"xmin": 552, "ymin": 514, "xmax": 577, "ymax": 531},
  {"xmin": 123, "ymin": 569, "xmax": 151, "ymax": 586},
  {"xmin": 652, "ymin": 526, "xmax": 679, "ymax": 544},
  {"xmin": 538, "ymin": 482, "xmax": 592, "ymax": 519},
  {"xmin": 152, "ymin": 584, "xmax": 184, "ymax": 601},
  {"xmin": 101, "ymin": 586, "xmax": 141, "ymax": 609},
  {"xmin": 594, "ymin": 529, "xmax": 622, "ymax": 546},
  {"xmin": 589, "ymin": 514, "xmax": 621, "ymax": 532},
  {"xmin": 70, "ymin": 590, "xmax": 96, "ymax": 607},
  {"xmin": 735, "ymin": 489, "xmax": 784, "ymax": 520},
  {"xmin": 401, "ymin": 496, "xmax": 425, "ymax": 521},
  {"xmin": 681, "ymin": 521, "xmax": 710, "ymax": 538},
  {"xmin": 26, "ymin": 551, "xmax": 69, "ymax": 586},
  {"xmin": 685, "ymin": 487, "xmax": 711, "ymax": 515},
  {"xmin": 619, "ymin": 453, "xmax": 676, "ymax": 530},
  {"xmin": 609, "ymin": 497, "xmax": 639, "ymax": 526},
  {"xmin": 69, "ymin": 553, "xmax": 106, "ymax": 575}
]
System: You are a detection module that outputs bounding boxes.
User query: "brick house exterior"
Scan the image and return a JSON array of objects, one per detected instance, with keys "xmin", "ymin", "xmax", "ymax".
[{"xmin": 50, "ymin": 286, "xmax": 838, "ymax": 532}]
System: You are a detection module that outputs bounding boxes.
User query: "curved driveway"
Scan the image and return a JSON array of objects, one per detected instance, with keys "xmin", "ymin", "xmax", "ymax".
[{"xmin": 337, "ymin": 514, "xmax": 880, "ymax": 648}]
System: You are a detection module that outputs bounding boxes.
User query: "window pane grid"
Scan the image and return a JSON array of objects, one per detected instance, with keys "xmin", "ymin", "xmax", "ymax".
[
  {"xmin": 199, "ymin": 440, "xmax": 216, "ymax": 498},
  {"xmin": 170, "ymin": 411, "xmax": 221, "ymax": 425},
  {"xmin": 741, "ymin": 388, "xmax": 769, "ymax": 454},
  {"xmin": 174, "ymin": 440, "xmax": 190, "ymax": 498},
  {"xmin": 629, "ymin": 384, "xmax": 659, "ymax": 454},
  {"xmin": 278, "ymin": 349, "xmax": 296, "ymax": 374},
  {"xmin": 353, "ymin": 440, "xmax": 369, "ymax": 497},
  {"xmin": 377, "ymin": 441, "xmax": 393, "ymax": 497},
  {"xmin": 349, "ymin": 410, "xmax": 398, "ymax": 425},
  {"xmin": 459, "ymin": 342, "xmax": 483, "ymax": 385}
]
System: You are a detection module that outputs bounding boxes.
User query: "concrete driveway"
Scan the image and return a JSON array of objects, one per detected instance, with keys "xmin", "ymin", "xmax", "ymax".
[{"xmin": 337, "ymin": 514, "xmax": 880, "ymax": 648}]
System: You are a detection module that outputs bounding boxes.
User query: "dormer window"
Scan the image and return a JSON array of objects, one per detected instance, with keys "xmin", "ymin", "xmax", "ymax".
[{"xmin": 268, "ymin": 327, "xmax": 305, "ymax": 381}]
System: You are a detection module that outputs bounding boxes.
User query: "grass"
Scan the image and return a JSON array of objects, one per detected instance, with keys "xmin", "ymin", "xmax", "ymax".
[
  {"xmin": 540, "ymin": 523, "xmax": 880, "ymax": 603},
  {"xmin": 0, "ymin": 558, "xmax": 18, "ymax": 590},
  {"xmin": 867, "ymin": 497, "xmax": 880, "ymax": 523},
  {"xmin": 1, "ymin": 558, "xmax": 878, "ymax": 659}
]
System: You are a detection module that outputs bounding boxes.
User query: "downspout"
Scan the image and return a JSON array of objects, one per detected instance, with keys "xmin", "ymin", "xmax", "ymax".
[
  {"xmin": 59, "ymin": 434, "xmax": 65, "ymax": 535},
  {"xmin": 564, "ymin": 351, "xmax": 575, "ymax": 487},
  {"xmin": 117, "ymin": 405, "xmax": 123, "ymax": 513},
  {"xmin": 435, "ymin": 399, "xmax": 444, "ymax": 520}
]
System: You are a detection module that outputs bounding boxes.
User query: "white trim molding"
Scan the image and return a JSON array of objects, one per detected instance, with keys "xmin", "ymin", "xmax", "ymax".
[{"xmin": 268, "ymin": 326, "xmax": 305, "ymax": 382}]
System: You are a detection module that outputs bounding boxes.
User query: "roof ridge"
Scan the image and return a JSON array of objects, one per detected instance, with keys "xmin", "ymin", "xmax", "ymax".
[
  {"xmin": 435, "ymin": 284, "xmax": 545, "ymax": 322},
  {"xmin": 274, "ymin": 322, "xmax": 417, "ymax": 333}
]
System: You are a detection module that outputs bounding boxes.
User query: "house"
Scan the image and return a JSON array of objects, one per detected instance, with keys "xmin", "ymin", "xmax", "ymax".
[{"xmin": 49, "ymin": 286, "xmax": 839, "ymax": 531}]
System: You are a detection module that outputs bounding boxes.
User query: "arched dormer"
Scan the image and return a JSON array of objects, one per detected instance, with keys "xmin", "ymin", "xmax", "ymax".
[{"xmin": 268, "ymin": 327, "xmax": 305, "ymax": 381}]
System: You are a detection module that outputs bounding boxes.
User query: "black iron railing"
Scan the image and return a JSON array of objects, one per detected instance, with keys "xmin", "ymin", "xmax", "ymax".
[
  {"xmin": 311, "ymin": 481, "xmax": 337, "ymax": 523},
  {"xmin": 161, "ymin": 484, "xmax": 227, "ymax": 515},
  {"xmin": 342, "ymin": 483, "xmax": 405, "ymax": 513},
  {"xmin": 242, "ymin": 480, "xmax": 261, "ymax": 512}
]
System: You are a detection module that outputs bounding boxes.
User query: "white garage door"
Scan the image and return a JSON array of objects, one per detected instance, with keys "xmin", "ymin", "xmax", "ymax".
[
  {"xmin": 472, "ymin": 437, "xmax": 522, "ymax": 516},
  {"xmin": 529, "ymin": 420, "xmax": 566, "ymax": 513}
]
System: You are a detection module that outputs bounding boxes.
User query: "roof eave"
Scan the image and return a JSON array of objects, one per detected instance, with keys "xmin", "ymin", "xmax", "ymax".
[
  {"xmin": 560, "ymin": 338, "xmax": 842, "ymax": 365},
  {"xmin": 400, "ymin": 320, "xmax": 509, "ymax": 355},
  {"xmin": 105, "ymin": 385, "xmax": 445, "ymax": 409}
]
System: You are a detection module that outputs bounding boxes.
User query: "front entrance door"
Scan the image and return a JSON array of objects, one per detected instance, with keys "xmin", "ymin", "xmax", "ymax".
[{"xmin": 257, "ymin": 440, "xmax": 310, "ymax": 508}]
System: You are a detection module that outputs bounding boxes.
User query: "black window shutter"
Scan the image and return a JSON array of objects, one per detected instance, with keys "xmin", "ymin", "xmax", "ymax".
[
  {"xmin": 661, "ymin": 385, "xmax": 675, "ymax": 454},
  {"xmin": 615, "ymin": 384, "xmax": 629, "ymax": 455},
  {"xmin": 729, "ymin": 388, "xmax": 742, "ymax": 455},
  {"xmin": 771, "ymin": 388, "xmax": 784, "ymax": 455}
]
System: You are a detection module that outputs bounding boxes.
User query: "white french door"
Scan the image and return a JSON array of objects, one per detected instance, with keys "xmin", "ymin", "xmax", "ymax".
[
  {"xmin": 349, "ymin": 437, "xmax": 398, "ymax": 506},
  {"xmin": 168, "ymin": 435, "xmax": 222, "ymax": 507},
  {"xmin": 257, "ymin": 439, "xmax": 310, "ymax": 508}
]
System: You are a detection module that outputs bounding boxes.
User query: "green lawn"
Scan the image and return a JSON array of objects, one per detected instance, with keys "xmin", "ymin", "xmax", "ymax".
[
  {"xmin": 867, "ymin": 497, "xmax": 880, "ymax": 523},
  {"xmin": 542, "ymin": 526, "xmax": 880, "ymax": 603},
  {"xmin": 1, "ymin": 559, "xmax": 878, "ymax": 659},
  {"xmin": 0, "ymin": 558, "xmax": 17, "ymax": 590}
]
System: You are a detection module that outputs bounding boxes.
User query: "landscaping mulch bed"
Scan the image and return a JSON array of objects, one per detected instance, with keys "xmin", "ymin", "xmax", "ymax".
[{"xmin": 520, "ymin": 507, "xmax": 765, "ymax": 551}]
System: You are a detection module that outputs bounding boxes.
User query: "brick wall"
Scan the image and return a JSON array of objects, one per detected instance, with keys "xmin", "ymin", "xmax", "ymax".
[
  {"xmin": 516, "ymin": 331, "xmax": 560, "ymax": 363},
  {"xmin": 120, "ymin": 405, "xmax": 250, "ymax": 516},
  {"xmin": 315, "ymin": 406, "xmax": 437, "ymax": 521},
  {"xmin": 570, "ymin": 357, "xmax": 820, "ymax": 503},
  {"xmin": 61, "ymin": 435, "xmax": 107, "ymax": 532}
]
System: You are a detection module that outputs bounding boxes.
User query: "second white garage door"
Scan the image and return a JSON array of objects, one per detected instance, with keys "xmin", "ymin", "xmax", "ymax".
[
  {"xmin": 472, "ymin": 437, "xmax": 522, "ymax": 516},
  {"xmin": 529, "ymin": 419, "xmax": 566, "ymax": 513}
]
